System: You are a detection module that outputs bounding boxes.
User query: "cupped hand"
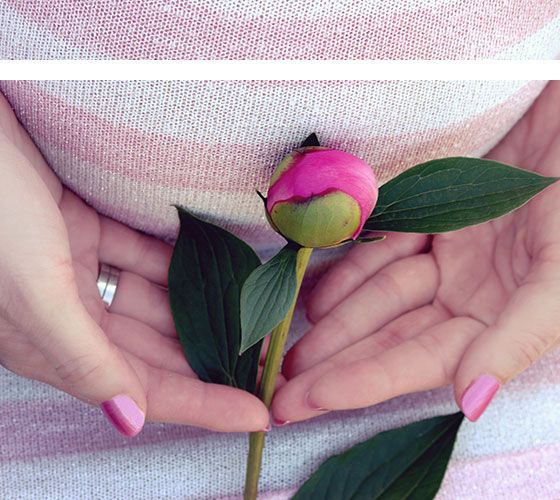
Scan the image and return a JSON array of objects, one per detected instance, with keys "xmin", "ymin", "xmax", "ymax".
[
  {"xmin": 272, "ymin": 81, "xmax": 560, "ymax": 424},
  {"xmin": 0, "ymin": 94, "xmax": 269, "ymax": 435}
]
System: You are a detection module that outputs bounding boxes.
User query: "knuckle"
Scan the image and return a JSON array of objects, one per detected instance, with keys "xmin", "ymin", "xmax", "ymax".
[
  {"xmin": 184, "ymin": 379, "xmax": 205, "ymax": 417},
  {"xmin": 54, "ymin": 348, "xmax": 111, "ymax": 386},
  {"xmin": 155, "ymin": 348, "xmax": 178, "ymax": 373},
  {"xmin": 134, "ymin": 234, "xmax": 156, "ymax": 269},
  {"xmin": 414, "ymin": 333, "xmax": 452, "ymax": 384},
  {"xmin": 149, "ymin": 282, "xmax": 168, "ymax": 310},
  {"xmin": 324, "ymin": 311, "xmax": 350, "ymax": 340},
  {"xmin": 317, "ymin": 259, "xmax": 362, "ymax": 302},
  {"xmin": 29, "ymin": 256, "xmax": 77, "ymax": 297},
  {"xmin": 372, "ymin": 270, "xmax": 402, "ymax": 306},
  {"xmin": 340, "ymin": 257, "xmax": 366, "ymax": 284},
  {"xmin": 0, "ymin": 329, "xmax": 39, "ymax": 378},
  {"xmin": 376, "ymin": 326, "xmax": 407, "ymax": 351},
  {"xmin": 370, "ymin": 358, "xmax": 396, "ymax": 399},
  {"xmin": 511, "ymin": 329, "xmax": 552, "ymax": 370},
  {"xmin": 0, "ymin": 257, "xmax": 76, "ymax": 329}
]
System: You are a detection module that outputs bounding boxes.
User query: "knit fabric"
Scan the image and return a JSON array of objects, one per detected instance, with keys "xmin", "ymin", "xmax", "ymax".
[
  {"xmin": 1, "ymin": 0, "xmax": 560, "ymax": 59},
  {"xmin": 0, "ymin": 80, "xmax": 550, "ymax": 255},
  {"xmin": 1, "ymin": 79, "xmax": 560, "ymax": 500},
  {"xmin": 1, "ymin": 3, "xmax": 560, "ymax": 496}
]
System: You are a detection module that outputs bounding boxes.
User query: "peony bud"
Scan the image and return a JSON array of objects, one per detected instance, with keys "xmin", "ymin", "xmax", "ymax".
[{"xmin": 266, "ymin": 147, "xmax": 378, "ymax": 248}]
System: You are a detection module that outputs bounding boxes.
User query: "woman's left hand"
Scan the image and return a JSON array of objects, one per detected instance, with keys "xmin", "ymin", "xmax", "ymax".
[
  {"xmin": 271, "ymin": 81, "xmax": 560, "ymax": 425},
  {"xmin": 0, "ymin": 92, "xmax": 270, "ymax": 435}
]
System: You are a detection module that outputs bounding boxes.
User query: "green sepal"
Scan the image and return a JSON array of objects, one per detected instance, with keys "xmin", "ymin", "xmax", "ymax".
[
  {"xmin": 301, "ymin": 133, "xmax": 321, "ymax": 147},
  {"xmin": 270, "ymin": 191, "xmax": 361, "ymax": 248}
]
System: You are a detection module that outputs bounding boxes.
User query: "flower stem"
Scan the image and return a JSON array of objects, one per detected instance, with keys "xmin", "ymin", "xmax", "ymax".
[{"xmin": 243, "ymin": 246, "xmax": 313, "ymax": 500}]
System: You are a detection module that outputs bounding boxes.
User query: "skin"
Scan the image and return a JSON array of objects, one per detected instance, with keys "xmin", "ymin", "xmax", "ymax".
[
  {"xmin": 272, "ymin": 81, "xmax": 560, "ymax": 424},
  {"xmin": 0, "ymin": 92, "xmax": 270, "ymax": 433},
  {"xmin": 2, "ymin": 81, "xmax": 559, "ymax": 433}
]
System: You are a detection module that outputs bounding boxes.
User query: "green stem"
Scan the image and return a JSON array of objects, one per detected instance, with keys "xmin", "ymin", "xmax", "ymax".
[{"xmin": 243, "ymin": 247, "xmax": 313, "ymax": 500}]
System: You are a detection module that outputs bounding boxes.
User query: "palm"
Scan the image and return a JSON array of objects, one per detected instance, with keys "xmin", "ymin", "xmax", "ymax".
[
  {"xmin": 433, "ymin": 211, "xmax": 523, "ymax": 329},
  {"xmin": 434, "ymin": 130, "xmax": 558, "ymax": 328},
  {"xmin": 58, "ymin": 190, "xmax": 190, "ymax": 379},
  {"xmin": 272, "ymin": 82, "xmax": 560, "ymax": 422}
]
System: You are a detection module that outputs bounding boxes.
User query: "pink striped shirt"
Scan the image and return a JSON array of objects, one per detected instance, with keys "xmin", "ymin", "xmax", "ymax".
[
  {"xmin": 1, "ymin": 0, "xmax": 559, "ymax": 59},
  {"xmin": 1, "ymin": 2, "xmax": 560, "ymax": 499}
]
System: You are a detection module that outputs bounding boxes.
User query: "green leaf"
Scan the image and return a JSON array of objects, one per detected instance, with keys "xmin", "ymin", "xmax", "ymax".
[
  {"xmin": 301, "ymin": 132, "xmax": 320, "ymax": 147},
  {"xmin": 364, "ymin": 157, "xmax": 558, "ymax": 233},
  {"xmin": 168, "ymin": 206, "xmax": 262, "ymax": 392},
  {"xmin": 240, "ymin": 245, "xmax": 298, "ymax": 354},
  {"xmin": 292, "ymin": 412, "xmax": 464, "ymax": 500},
  {"xmin": 356, "ymin": 235, "xmax": 386, "ymax": 244}
]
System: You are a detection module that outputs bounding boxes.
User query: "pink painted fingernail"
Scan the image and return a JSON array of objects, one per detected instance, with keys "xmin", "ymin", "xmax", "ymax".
[
  {"xmin": 460, "ymin": 375, "xmax": 500, "ymax": 422},
  {"xmin": 101, "ymin": 395, "xmax": 145, "ymax": 437},
  {"xmin": 259, "ymin": 422, "xmax": 272, "ymax": 432},
  {"xmin": 272, "ymin": 416, "xmax": 291, "ymax": 427}
]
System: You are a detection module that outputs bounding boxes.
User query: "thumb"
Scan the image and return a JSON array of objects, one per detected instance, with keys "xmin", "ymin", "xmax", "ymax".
[
  {"xmin": 0, "ymin": 129, "xmax": 145, "ymax": 436},
  {"xmin": 27, "ymin": 283, "xmax": 147, "ymax": 437},
  {"xmin": 454, "ymin": 273, "xmax": 560, "ymax": 422}
]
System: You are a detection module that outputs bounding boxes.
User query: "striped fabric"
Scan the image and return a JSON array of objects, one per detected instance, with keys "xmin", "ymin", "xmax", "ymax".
[
  {"xmin": 1, "ymin": 79, "xmax": 560, "ymax": 499},
  {"xmin": 2, "ymin": 3, "xmax": 560, "ymax": 498},
  {"xmin": 0, "ymin": 0, "xmax": 560, "ymax": 59},
  {"xmin": 0, "ymin": 80, "xmax": 551, "ymax": 256}
]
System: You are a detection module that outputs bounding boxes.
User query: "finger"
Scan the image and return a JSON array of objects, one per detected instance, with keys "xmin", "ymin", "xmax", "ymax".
[
  {"xmin": 109, "ymin": 271, "xmax": 176, "ymax": 337},
  {"xmin": 283, "ymin": 304, "xmax": 449, "ymax": 380},
  {"xmin": 256, "ymin": 364, "xmax": 287, "ymax": 391},
  {"xmin": 24, "ymin": 281, "xmax": 147, "ymax": 437},
  {"xmin": 0, "ymin": 93, "xmax": 62, "ymax": 202},
  {"xmin": 306, "ymin": 317, "xmax": 479, "ymax": 411},
  {"xmin": 98, "ymin": 216, "xmax": 172, "ymax": 286},
  {"xmin": 8, "ymin": 345, "xmax": 270, "ymax": 433},
  {"xmin": 291, "ymin": 317, "xmax": 482, "ymax": 423},
  {"xmin": 286, "ymin": 253, "xmax": 439, "ymax": 375},
  {"xmin": 273, "ymin": 306, "xmax": 451, "ymax": 423},
  {"xmin": 307, "ymin": 233, "xmax": 429, "ymax": 323},
  {"xmin": 102, "ymin": 312, "xmax": 193, "ymax": 377},
  {"xmin": 455, "ymin": 259, "xmax": 560, "ymax": 422},
  {"xmin": 131, "ymin": 356, "xmax": 270, "ymax": 432}
]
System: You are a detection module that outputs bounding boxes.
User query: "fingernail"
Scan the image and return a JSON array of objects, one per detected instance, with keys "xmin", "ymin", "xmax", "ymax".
[
  {"xmin": 305, "ymin": 391, "xmax": 328, "ymax": 412},
  {"xmin": 460, "ymin": 375, "xmax": 500, "ymax": 422},
  {"xmin": 259, "ymin": 422, "xmax": 271, "ymax": 432},
  {"xmin": 101, "ymin": 395, "xmax": 145, "ymax": 437},
  {"xmin": 272, "ymin": 416, "xmax": 291, "ymax": 427}
]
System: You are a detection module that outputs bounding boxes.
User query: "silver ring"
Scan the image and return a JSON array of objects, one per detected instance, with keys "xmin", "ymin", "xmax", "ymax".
[{"xmin": 97, "ymin": 264, "xmax": 120, "ymax": 309}]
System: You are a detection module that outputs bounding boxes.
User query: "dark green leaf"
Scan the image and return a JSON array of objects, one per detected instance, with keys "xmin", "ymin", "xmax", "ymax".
[
  {"xmin": 292, "ymin": 412, "xmax": 464, "ymax": 500},
  {"xmin": 168, "ymin": 206, "xmax": 262, "ymax": 392},
  {"xmin": 301, "ymin": 133, "xmax": 320, "ymax": 147},
  {"xmin": 239, "ymin": 245, "xmax": 298, "ymax": 354},
  {"xmin": 364, "ymin": 157, "xmax": 558, "ymax": 233}
]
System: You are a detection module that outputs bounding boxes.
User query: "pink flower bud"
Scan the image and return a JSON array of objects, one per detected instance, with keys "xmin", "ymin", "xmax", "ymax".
[{"xmin": 266, "ymin": 147, "xmax": 378, "ymax": 248}]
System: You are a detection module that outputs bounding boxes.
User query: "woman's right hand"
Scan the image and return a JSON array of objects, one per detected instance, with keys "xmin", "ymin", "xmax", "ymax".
[
  {"xmin": 0, "ymin": 94, "xmax": 270, "ymax": 436},
  {"xmin": 271, "ymin": 81, "xmax": 560, "ymax": 426}
]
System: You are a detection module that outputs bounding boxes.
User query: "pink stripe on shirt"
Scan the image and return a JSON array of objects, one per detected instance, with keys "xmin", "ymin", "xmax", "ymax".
[
  {"xmin": 3, "ymin": 80, "xmax": 544, "ymax": 195},
  {"xmin": 3, "ymin": 0, "xmax": 560, "ymax": 59}
]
